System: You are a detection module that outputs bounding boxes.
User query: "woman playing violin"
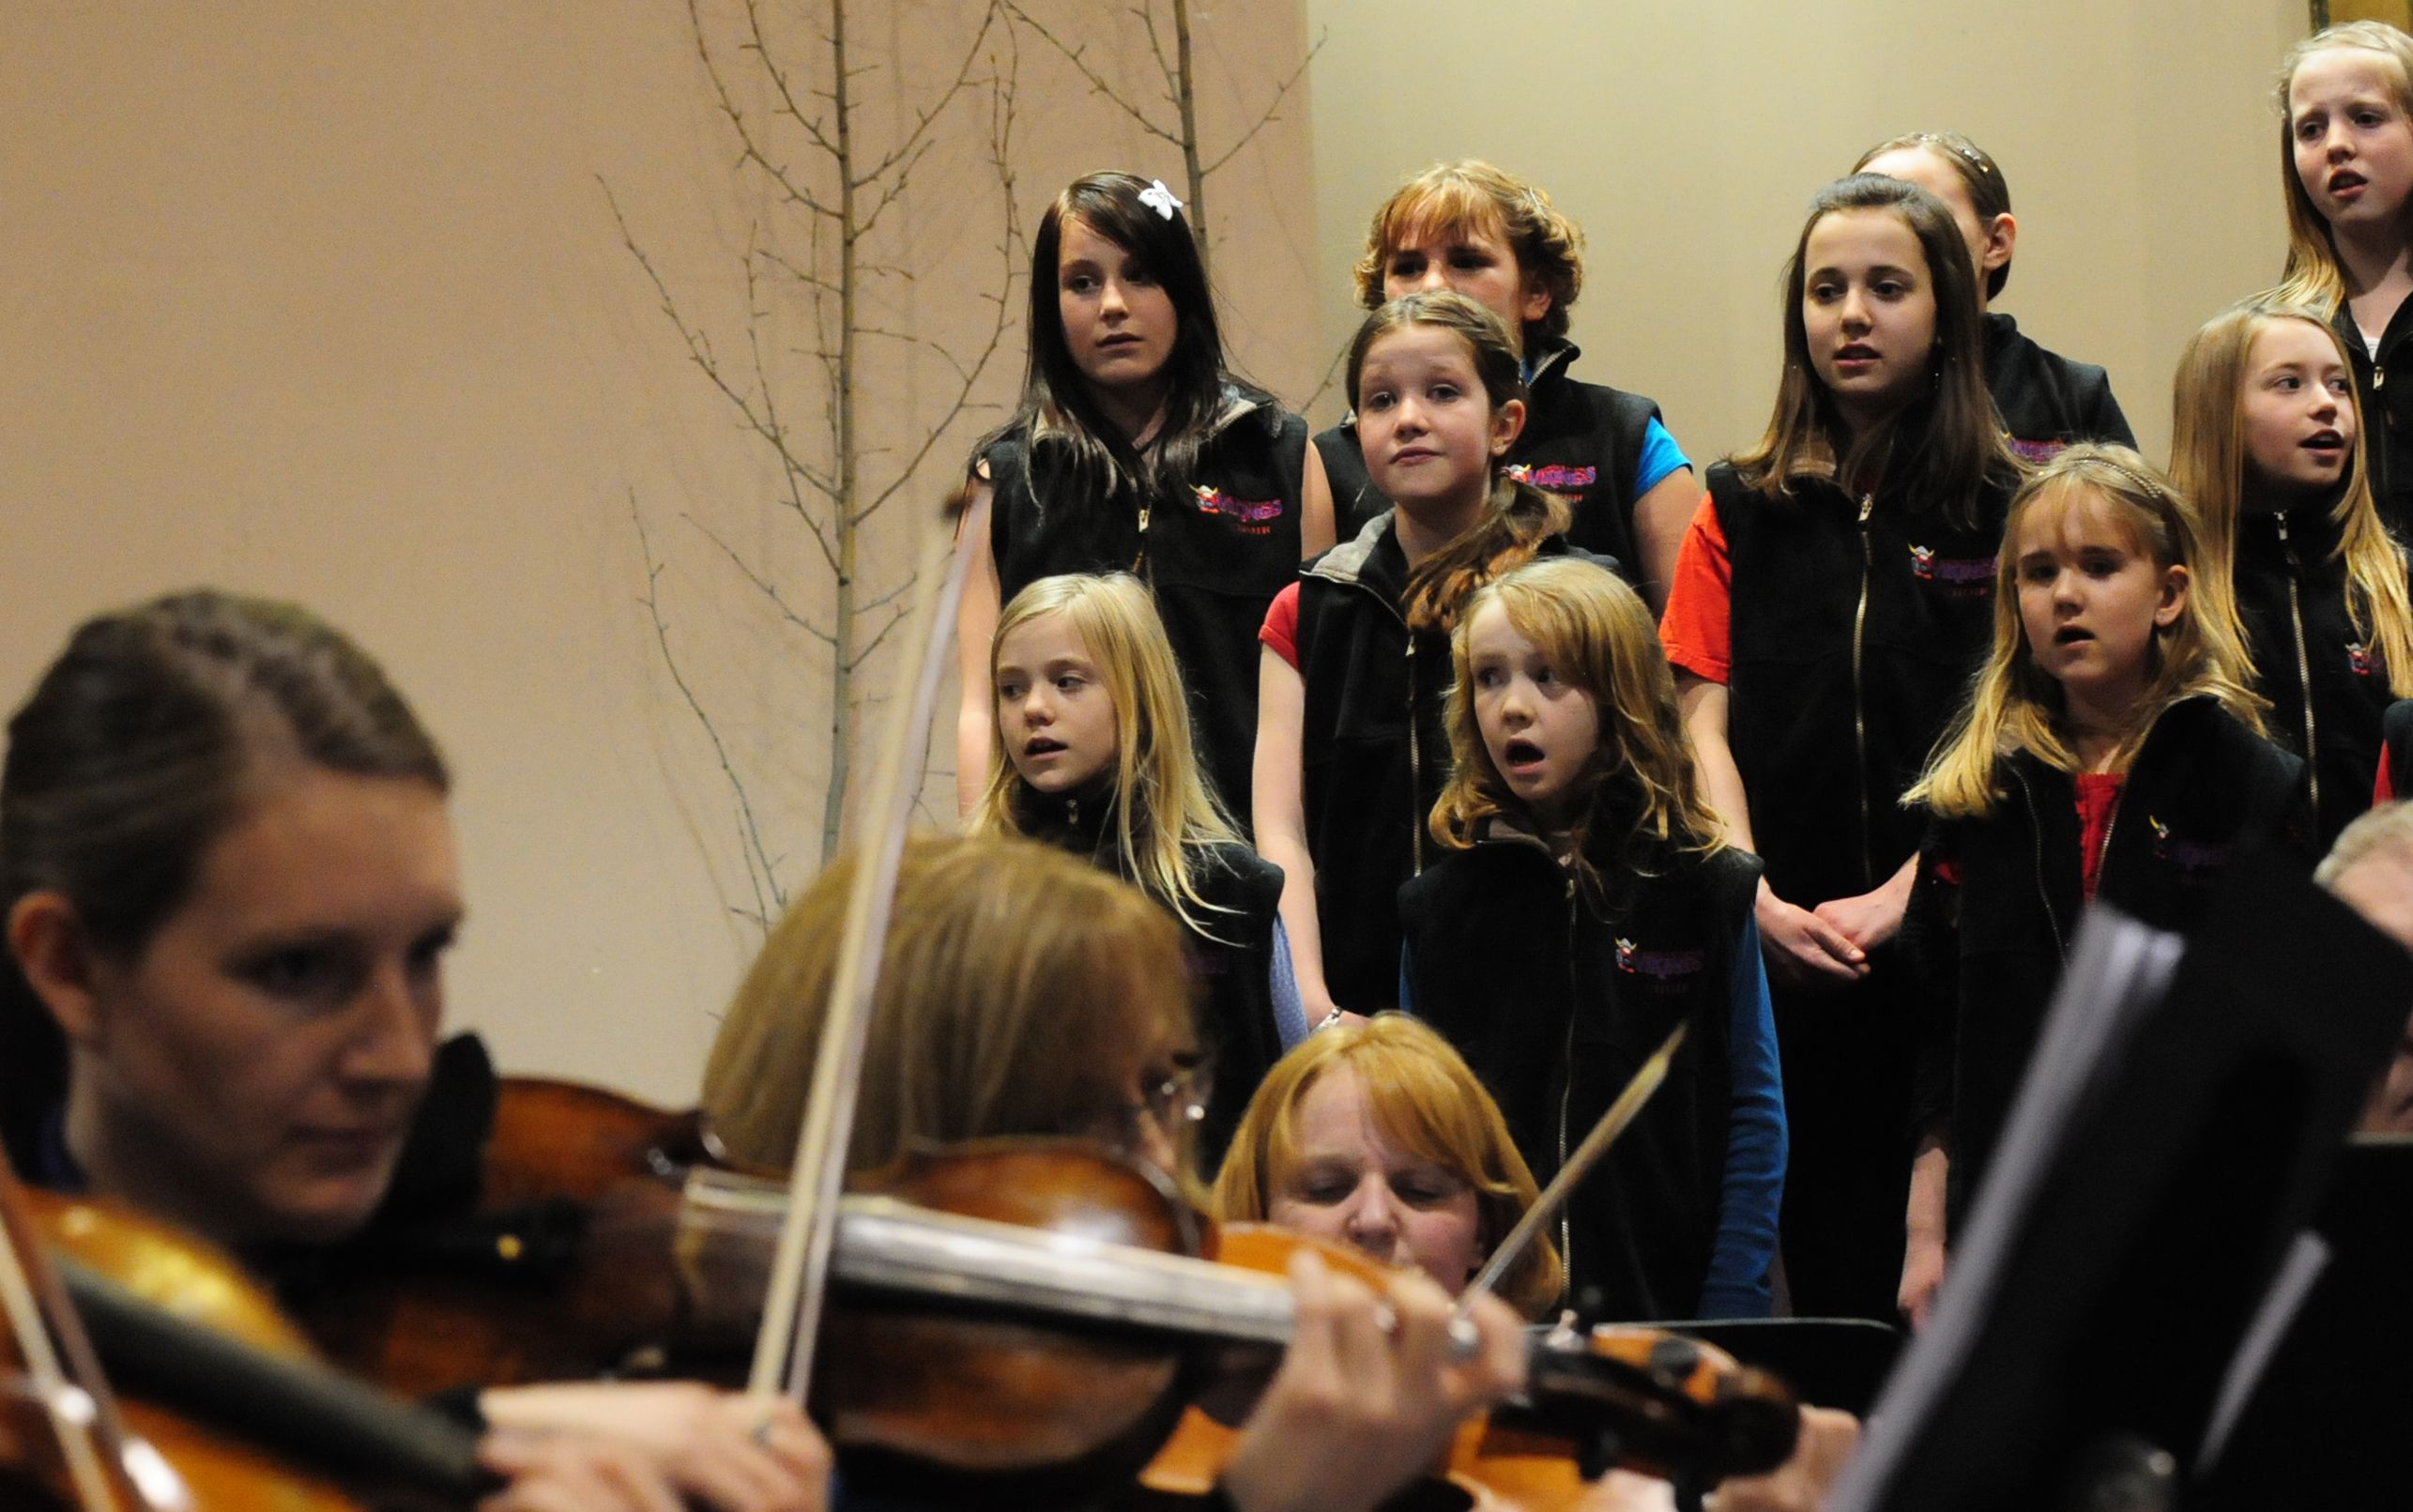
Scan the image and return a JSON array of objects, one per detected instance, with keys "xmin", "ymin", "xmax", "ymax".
[
  {"xmin": 702, "ymin": 834, "xmax": 1533, "ymax": 1512},
  {"xmin": 0, "ymin": 588, "xmax": 831, "ymax": 1512},
  {"xmin": 1211, "ymin": 1013, "xmax": 1562, "ymax": 1317}
]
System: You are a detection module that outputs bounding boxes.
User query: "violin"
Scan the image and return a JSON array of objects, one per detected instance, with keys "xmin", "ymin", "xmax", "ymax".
[
  {"xmin": 296, "ymin": 1091, "xmax": 1799, "ymax": 1504},
  {"xmin": 3, "ymin": 1141, "xmax": 495, "ymax": 1511}
]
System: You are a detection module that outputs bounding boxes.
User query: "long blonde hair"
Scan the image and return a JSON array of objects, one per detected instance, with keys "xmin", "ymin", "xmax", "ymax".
[
  {"xmin": 1906, "ymin": 447, "xmax": 2268, "ymax": 818},
  {"xmin": 2168, "ymin": 300, "xmax": 2413, "ymax": 697},
  {"xmin": 968, "ymin": 573, "xmax": 1244, "ymax": 941},
  {"xmin": 2273, "ymin": 23, "xmax": 2413, "ymax": 311},
  {"xmin": 703, "ymin": 836, "xmax": 1195, "ymax": 1174},
  {"xmin": 1210, "ymin": 1013, "xmax": 1563, "ymax": 1319},
  {"xmin": 1429, "ymin": 559, "xmax": 1722, "ymax": 893}
]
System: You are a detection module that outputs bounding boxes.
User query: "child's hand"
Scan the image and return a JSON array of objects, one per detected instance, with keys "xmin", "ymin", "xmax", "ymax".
[
  {"xmin": 1756, "ymin": 884, "xmax": 1867, "ymax": 985},
  {"xmin": 1899, "ymin": 1230, "xmax": 1946, "ymax": 1330}
]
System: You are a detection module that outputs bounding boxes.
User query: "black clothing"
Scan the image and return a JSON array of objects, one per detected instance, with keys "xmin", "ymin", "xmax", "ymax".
[
  {"xmin": 2233, "ymin": 501, "xmax": 2403, "ymax": 845},
  {"xmin": 1711, "ymin": 463, "xmax": 2014, "ymax": 908},
  {"xmin": 987, "ymin": 389, "xmax": 1308, "ymax": 819},
  {"xmin": 1903, "ymin": 699, "xmax": 2310, "ymax": 1229},
  {"xmin": 1314, "ymin": 337, "xmax": 1661, "ymax": 570},
  {"xmin": 1399, "ymin": 829, "xmax": 1761, "ymax": 1319},
  {"xmin": 2331, "ymin": 297, "xmax": 2413, "ymax": 540},
  {"xmin": 2384, "ymin": 697, "xmax": 2413, "ymax": 800},
  {"xmin": 1981, "ymin": 312, "xmax": 2133, "ymax": 462},
  {"xmin": 1023, "ymin": 780, "xmax": 1286, "ymax": 1171},
  {"xmin": 1710, "ymin": 458, "xmax": 2014, "ymax": 1321},
  {"xmin": 1290, "ymin": 512, "xmax": 1581, "ymax": 1013}
]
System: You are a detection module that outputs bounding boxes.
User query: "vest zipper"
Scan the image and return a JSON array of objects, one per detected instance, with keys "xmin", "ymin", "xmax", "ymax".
[
  {"xmin": 2274, "ymin": 511, "xmax": 2321, "ymax": 817},
  {"xmin": 1556, "ymin": 874, "xmax": 1579, "ymax": 1291},
  {"xmin": 1406, "ymin": 635, "xmax": 1430, "ymax": 874},
  {"xmin": 1131, "ymin": 500, "xmax": 1153, "ymax": 578},
  {"xmin": 2010, "ymin": 768, "xmax": 2068, "ymax": 960},
  {"xmin": 1851, "ymin": 492, "xmax": 1877, "ymax": 889}
]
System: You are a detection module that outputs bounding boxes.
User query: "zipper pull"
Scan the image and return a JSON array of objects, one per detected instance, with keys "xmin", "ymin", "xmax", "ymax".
[
  {"xmin": 2274, "ymin": 510, "xmax": 2291, "ymax": 545},
  {"xmin": 1067, "ymin": 795, "xmax": 1078, "ymax": 827},
  {"xmin": 1129, "ymin": 503, "xmax": 1153, "ymax": 575},
  {"xmin": 1404, "ymin": 636, "xmax": 1417, "ymax": 708},
  {"xmin": 1858, "ymin": 493, "xmax": 1875, "ymax": 526}
]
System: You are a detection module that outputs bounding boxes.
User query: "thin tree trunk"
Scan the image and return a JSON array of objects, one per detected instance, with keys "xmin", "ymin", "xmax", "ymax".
[
  {"xmin": 1171, "ymin": 0, "xmax": 1207, "ymax": 277},
  {"xmin": 825, "ymin": 0, "xmax": 859, "ymax": 867}
]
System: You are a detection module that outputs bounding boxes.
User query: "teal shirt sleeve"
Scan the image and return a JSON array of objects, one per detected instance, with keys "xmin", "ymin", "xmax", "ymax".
[{"xmin": 1630, "ymin": 416, "xmax": 1693, "ymax": 499}]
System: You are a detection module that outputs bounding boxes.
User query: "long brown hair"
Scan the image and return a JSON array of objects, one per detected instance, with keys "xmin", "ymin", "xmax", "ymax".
[
  {"xmin": 2169, "ymin": 299, "xmax": 2413, "ymax": 699},
  {"xmin": 1210, "ymin": 1013, "xmax": 1563, "ymax": 1319},
  {"xmin": 1853, "ymin": 130, "xmax": 2015, "ymax": 300},
  {"xmin": 703, "ymin": 836, "xmax": 1197, "ymax": 1176},
  {"xmin": 2273, "ymin": 23, "xmax": 2413, "ymax": 311},
  {"xmin": 1345, "ymin": 292, "xmax": 1571, "ymax": 634},
  {"xmin": 1, "ymin": 590, "xmax": 449, "ymax": 1167},
  {"xmin": 1906, "ymin": 448, "xmax": 2268, "ymax": 818},
  {"xmin": 1430, "ymin": 559, "xmax": 1722, "ymax": 896},
  {"xmin": 1731, "ymin": 174, "xmax": 2019, "ymax": 526}
]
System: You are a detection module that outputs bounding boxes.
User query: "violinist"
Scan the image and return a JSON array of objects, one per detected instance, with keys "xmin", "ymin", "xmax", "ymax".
[
  {"xmin": 1209, "ymin": 1013, "xmax": 1563, "ymax": 1316},
  {"xmin": 700, "ymin": 834, "xmax": 1532, "ymax": 1512},
  {"xmin": 0, "ymin": 588, "xmax": 831, "ymax": 1512}
]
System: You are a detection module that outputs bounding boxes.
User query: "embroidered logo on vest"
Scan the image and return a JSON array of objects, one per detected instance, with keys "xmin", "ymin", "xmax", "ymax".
[
  {"xmin": 1614, "ymin": 938, "xmax": 1706, "ymax": 987},
  {"xmin": 1504, "ymin": 463, "xmax": 1597, "ymax": 493},
  {"xmin": 2349, "ymin": 641, "xmax": 2378, "ymax": 678},
  {"xmin": 2147, "ymin": 816, "xmax": 2229, "ymax": 877},
  {"xmin": 2008, "ymin": 436, "xmax": 2069, "ymax": 464},
  {"xmin": 1193, "ymin": 485, "xmax": 1284, "ymax": 534},
  {"xmin": 1908, "ymin": 543, "xmax": 1996, "ymax": 597}
]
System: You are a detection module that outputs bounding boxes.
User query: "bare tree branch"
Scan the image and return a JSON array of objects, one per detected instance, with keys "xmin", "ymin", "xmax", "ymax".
[
  {"xmin": 682, "ymin": 511, "xmax": 838, "ymax": 646},
  {"xmin": 1199, "ymin": 30, "xmax": 1323, "ymax": 176},
  {"xmin": 1000, "ymin": 0, "xmax": 1182, "ymax": 145}
]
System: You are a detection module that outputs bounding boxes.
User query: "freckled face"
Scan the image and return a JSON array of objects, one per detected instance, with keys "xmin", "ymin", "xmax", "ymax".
[{"xmin": 1266, "ymin": 1067, "xmax": 1485, "ymax": 1294}]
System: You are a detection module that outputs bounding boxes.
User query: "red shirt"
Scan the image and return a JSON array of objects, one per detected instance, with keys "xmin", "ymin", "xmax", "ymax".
[
  {"xmin": 2076, "ymin": 772, "xmax": 2125, "ymax": 902},
  {"xmin": 1260, "ymin": 581, "xmax": 1304, "ymax": 670},
  {"xmin": 1657, "ymin": 491, "xmax": 1731, "ymax": 682}
]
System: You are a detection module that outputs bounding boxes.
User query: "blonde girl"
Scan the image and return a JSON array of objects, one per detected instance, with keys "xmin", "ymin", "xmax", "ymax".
[
  {"xmin": 1657, "ymin": 172, "xmax": 2023, "ymax": 1322},
  {"xmin": 2170, "ymin": 298, "xmax": 2413, "ymax": 843},
  {"xmin": 1896, "ymin": 446, "xmax": 2306, "ymax": 1326},
  {"xmin": 1397, "ymin": 557, "xmax": 1784, "ymax": 1320},
  {"xmin": 1213, "ymin": 1012, "xmax": 1564, "ymax": 1320},
  {"xmin": 2276, "ymin": 21, "xmax": 2413, "ymax": 534},
  {"xmin": 1318, "ymin": 160, "xmax": 1696, "ymax": 606},
  {"xmin": 954, "ymin": 171, "xmax": 1336, "ymax": 823},
  {"xmin": 1854, "ymin": 130, "xmax": 2134, "ymax": 459},
  {"xmin": 1254, "ymin": 291, "xmax": 1570, "ymax": 1026},
  {"xmin": 970, "ymin": 572, "xmax": 1293, "ymax": 1161}
]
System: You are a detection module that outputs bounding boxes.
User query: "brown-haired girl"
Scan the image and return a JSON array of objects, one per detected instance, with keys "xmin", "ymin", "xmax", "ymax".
[
  {"xmin": 2275, "ymin": 21, "xmax": 2413, "ymax": 534},
  {"xmin": 1855, "ymin": 130, "xmax": 2134, "ymax": 460},
  {"xmin": 955, "ymin": 171, "xmax": 1336, "ymax": 823},
  {"xmin": 1254, "ymin": 291, "xmax": 1571, "ymax": 1025},
  {"xmin": 1317, "ymin": 160, "xmax": 1696, "ymax": 606},
  {"xmin": 1897, "ymin": 447, "xmax": 2306, "ymax": 1326},
  {"xmin": 1658, "ymin": 173, "xmax": 2023, "ymax": 1321},
  {"xmin": 1397, "ymin": 557, "xmax": 1783, "ymax": 1321},
  {"xmin": 2170, "ymin": 298, "xmax": 2413, "ymax": 844}
]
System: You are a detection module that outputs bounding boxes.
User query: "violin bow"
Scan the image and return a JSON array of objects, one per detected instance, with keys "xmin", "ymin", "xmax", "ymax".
[
  {"xmin": 0, "ymin": 1145, "xmax": 161, "ymax": 1510},
  {"xmin": 1454, "ymin": 1020, "xmax": 1689, "ymax": 1321},
  {"xmin": 750, "ymin": 490, "xmax": 977, "ymax": 1402}
]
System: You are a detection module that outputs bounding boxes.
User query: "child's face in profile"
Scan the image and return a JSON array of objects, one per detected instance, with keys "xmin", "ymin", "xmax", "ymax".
[
  {"xmin": 1466, "ymin": 600, "xmax": 1599, "ymax": 829},
  {"xmin": 2239, "ymin": 319, "xmax": 2357, "ymax": 505},
  {"xmin": 2011, "ymin": 490, "xmax": 2186, "ymax": 716},
  {"xmin": 994, "ymin": 611, "xmax": 1119, "ymax": 797}
]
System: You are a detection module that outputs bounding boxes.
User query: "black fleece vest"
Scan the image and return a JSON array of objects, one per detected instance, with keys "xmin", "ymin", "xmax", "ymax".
[
  {"xmin": 1712, "ymin": 462, "xmax": 2011, "ymax": 907},
  {"xmin": 1907, "ymin": 699, "xmax": 2309, "ymax": 1229},
  {"xmin": 1981, "ymin": 312, "xmax": 2134, "ymax": 463},
  {"xmin": 1314, "ymin": 340, "xmax": 1660, "ymax": 571},
  {"xmin": 1400, "ymin": 837, "xmax": 1760, "ymax": 1320},
  {"xmin": 987, "ymin": 398, "xmax": 1307, "ymax": 819},
  {"xmin": 2233, "ymin": 503, "xmax": 2403, "ymax": 845},
  {"xmin": 2332, "ymin": 298, "xmax": 2413, "ymax": 542}
]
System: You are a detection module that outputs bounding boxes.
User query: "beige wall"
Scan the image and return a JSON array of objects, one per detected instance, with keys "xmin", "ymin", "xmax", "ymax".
[
  {"xmin": 1305, "ymin": 0, "xmax": 2308, "ymax": 467},
  {"xmin": 0, "ymin": 1, "xmax": 1321, "ymax": 1102}
]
